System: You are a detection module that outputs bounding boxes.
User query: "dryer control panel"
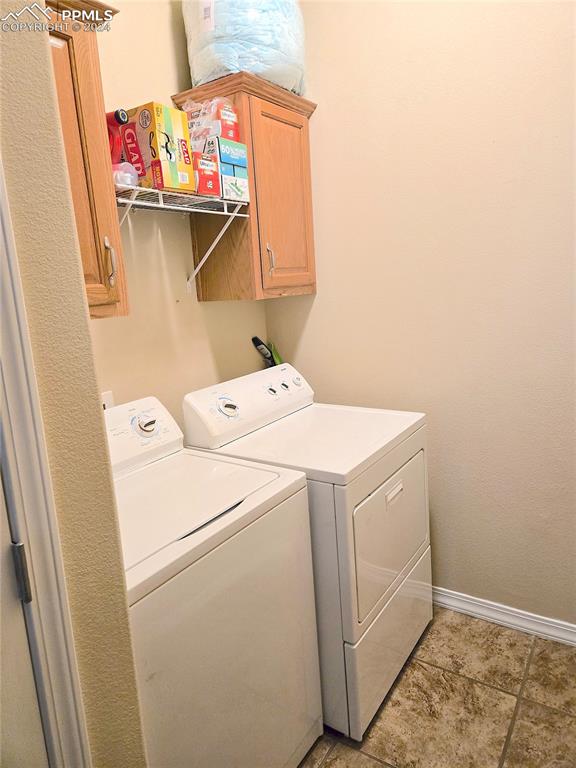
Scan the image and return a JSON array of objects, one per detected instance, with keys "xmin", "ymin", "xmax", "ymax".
[
  {"xmin": 105, "ymin": 396, "xmax": 183, "ymax": 476},
  {"xmin": 183, "ymin": 364, "xmax": 314, "ymax": 449}
]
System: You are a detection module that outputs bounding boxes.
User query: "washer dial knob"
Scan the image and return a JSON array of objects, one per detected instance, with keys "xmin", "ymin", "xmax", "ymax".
[
  {"xmin": 218, "ymin": 397, "xmax": 240, "ymax": 418},
  {"xmin": 135, "ymin": 415, "xmax": 157, "ymax": 437}
]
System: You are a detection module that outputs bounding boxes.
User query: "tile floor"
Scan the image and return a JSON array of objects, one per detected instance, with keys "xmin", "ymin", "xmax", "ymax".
[{"xmin": 300, "ymin": 608, "xmax": 576, "ymax": 768}]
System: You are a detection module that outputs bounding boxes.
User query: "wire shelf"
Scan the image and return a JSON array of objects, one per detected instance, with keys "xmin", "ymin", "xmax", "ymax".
[{"xmin": 115, "ymin": 185, "xmax": 249, "ymax": 224}]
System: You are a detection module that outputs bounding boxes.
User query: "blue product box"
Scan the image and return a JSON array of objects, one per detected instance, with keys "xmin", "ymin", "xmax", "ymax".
[
  {"xmin": 204, "ymin": 135, "xmax": 250, "ymax": 203},
  {"xmin": 204, "ymin": 136, "xmax": 248, "ymax": 168}
]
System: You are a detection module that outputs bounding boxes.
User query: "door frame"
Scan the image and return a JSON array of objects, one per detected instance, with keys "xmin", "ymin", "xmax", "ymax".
[{"xmin": 0, "ymin": 161, "xmax": 92, "ymax": 767}]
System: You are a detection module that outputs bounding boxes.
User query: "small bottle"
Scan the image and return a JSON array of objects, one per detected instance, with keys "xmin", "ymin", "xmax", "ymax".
[{"xmin": 106, "ymin": 108, "xmax": 129, "ymax": 164}]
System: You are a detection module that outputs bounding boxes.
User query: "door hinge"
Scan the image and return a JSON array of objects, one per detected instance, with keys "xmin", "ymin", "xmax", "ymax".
[{"xmin": 11, "ymin": 542, "xmax": 32, "ymax": 604}]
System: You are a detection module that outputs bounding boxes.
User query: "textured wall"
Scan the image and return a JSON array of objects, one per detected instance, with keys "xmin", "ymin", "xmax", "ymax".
[
  {"xmin": 90, "ymin": 0, "xmax": 267, "ymax": 425},
  {"xmin": 0, "ymin": 5, "xmax": 147, "ymax": 765},
  {"xmin": 267, "ymin": 1, "xmax": 576, "ymax": 622}
]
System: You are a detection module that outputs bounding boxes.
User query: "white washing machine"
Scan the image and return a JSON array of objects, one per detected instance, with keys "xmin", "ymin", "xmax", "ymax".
[
  {"xmin": 105, "ymin": 396, "xmax": 322, "ymax": 768},
  {"xmin": 183, "ymin": 365, "xmax": 433, "ymax": 741}
]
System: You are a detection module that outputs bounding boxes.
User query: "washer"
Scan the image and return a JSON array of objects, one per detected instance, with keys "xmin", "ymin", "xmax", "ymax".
[
  {"xmin": 105, "ymin": 396, "xmax": 322, "ymax": 768},
  {"xmin": 183, "ymin": 365, "xmax": 433, "ymax": 741}
]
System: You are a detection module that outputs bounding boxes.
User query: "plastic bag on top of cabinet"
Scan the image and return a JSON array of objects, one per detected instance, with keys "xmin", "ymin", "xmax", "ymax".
[{"xmin": 182, "ymin": 0, "xmax": 305, "ymax": 95}]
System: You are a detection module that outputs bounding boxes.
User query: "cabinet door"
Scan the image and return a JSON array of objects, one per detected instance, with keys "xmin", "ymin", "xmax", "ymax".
[
  {"xmin": 250, "ymin": 97, "xmax": 315, "ymax": 291},
  {"xmin": 50, "ymin": 25, "xmax": 127, "ymax": 317}
]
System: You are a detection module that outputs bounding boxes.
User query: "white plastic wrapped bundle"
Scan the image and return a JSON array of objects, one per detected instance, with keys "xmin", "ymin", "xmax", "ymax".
[{"xmin": 182, "ymin": 0, "xmax": 305, "ymax": 94}]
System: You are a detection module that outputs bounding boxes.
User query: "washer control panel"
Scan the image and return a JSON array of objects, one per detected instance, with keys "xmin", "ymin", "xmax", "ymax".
[
  {"xmin": 183, "ymin": 364, "xmax": 314, "ymax": 450},
  {"xmin": 105, "ymin": 396, "xmax": 183, "ymax": 476}
]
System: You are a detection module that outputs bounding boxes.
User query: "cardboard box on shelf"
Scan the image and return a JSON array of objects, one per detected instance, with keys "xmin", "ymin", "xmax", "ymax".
[
  {"xmin": 204, "ymin": 136, "xmax": 248, "ymax": 168},
  {"xmin": 121, "ymin": 102, "xmax": 195, "ymax": 194},
  {"xmin": 221, "ymin": 175, "xmax": 250, "ymax": 203},
  {"xmin": 192, "ymin": 152, "xmax": 221, "ymax": 197},
  {"xmin": 204, "ymin": 136, "xmax": 250, "ymax": 202}
]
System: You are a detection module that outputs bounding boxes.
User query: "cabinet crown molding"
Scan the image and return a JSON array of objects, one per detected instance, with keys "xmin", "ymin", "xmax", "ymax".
[{"xmin": 173, "ymin": 72, "xmax": 317, "ymax": 119}]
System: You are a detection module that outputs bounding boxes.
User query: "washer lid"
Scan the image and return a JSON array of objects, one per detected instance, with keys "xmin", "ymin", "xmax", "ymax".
[
  {"xmin": 114, "ymin": 451, "xmax": 278, "ymax": 570},
  {"xmin": 211, "ymin": 403, "xmax": 426, "ymax": 485}
]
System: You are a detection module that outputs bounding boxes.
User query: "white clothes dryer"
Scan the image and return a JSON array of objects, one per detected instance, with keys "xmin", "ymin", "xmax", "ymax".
[{"xmin": 183, "ymin": 365, "xmax": 433, "ymax": 741}]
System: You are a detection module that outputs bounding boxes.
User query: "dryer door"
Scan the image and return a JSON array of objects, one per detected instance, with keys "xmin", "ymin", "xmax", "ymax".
[
  {"xmin": 334, "ymin": 428, "xmax": 430, "ymax": 644},
  {"xmin": 353, "ymin": 450, "xmax": 428, "ymax": 622}
]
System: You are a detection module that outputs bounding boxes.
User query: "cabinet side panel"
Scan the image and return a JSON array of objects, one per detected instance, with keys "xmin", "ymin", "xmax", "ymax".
[
  {"xmin": 50, "ymin": 36, "xmax": 102, "ymax": 289},
  {"xmin": 76, "ymin": 29, "xmax": 128, "ymax": 317},
  {"xmin": 192, "ymin": 215, "xmax": 257, "ymax": 301},
  {"xmin": 308, "ymin": 480, "xmax": 349, "ymax": 735}
]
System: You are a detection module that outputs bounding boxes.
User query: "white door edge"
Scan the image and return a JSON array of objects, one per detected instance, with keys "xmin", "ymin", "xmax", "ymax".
[
  {"xmin": 0, "ymin": 161, "xmax": 92, "ymax": 767},
  {"xmin": 433, "ymin": 586, "xmax": 576, "ymax": 647}
]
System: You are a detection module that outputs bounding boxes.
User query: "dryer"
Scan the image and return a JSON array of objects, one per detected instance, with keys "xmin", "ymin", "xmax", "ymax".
[
  {"xmin": 105, "ymin": 396, "xmax": 322, "ymax": 768},
  {"xmin": 183, "ymin": 365, "xmax": 433, "ymax": 741}
]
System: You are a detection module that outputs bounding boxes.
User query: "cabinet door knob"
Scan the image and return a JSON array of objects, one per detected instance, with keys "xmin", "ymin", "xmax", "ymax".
[
  {"xmin": 104, "ymin": 235, "xmax": 117, "ymax": 286},
  {"xmin": 266, "ymin": 243, "xmax": 276, "ymax": 274}
]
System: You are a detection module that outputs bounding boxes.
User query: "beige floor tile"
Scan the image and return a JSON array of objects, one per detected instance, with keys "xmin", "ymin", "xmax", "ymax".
[
  {"xmin": 324, "ymin": 742, "xmax": 387, "ymax": 767},
  {"xmin": 523, "ymin": 638, "xmax": 576, "ymax": 716},
  {"xmin": 300, "ymin": 734, "xmax": 337, "ymax": 768},
  {"xmin": 414, "ymin": 607, "xmax": 532, "ymax": 692},
  {"xmin": 361, "ymin": 659, "xmax": 516, "ymax": 768},
  {"xmin": 502, "ymin": 700, "xmax": 576, "ymax": 768}
]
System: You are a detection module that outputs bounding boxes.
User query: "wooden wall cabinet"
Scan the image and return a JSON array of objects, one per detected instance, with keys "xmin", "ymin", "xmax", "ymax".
[
  {"xmin": 48, "ymin": 3, "xmax": 128, "ymax": 318},
  {"xmin": 173, "ymin": 73, "xmax": 317, "ymax": 301}
]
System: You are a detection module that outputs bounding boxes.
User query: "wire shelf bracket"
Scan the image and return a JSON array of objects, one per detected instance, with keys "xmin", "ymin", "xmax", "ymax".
[
  {"xmin": 114, "ymin": 185, "xmax": 248, "ymax": 286},
  {"xmin": 187, "ymin": 202, "xmax": 243, "ymax": 291}
]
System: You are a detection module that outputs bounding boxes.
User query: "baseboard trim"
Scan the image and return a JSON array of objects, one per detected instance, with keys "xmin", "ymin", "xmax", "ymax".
[{"xmin": 432, "ymin": 587, "xmax": 576, "ymax": 646}]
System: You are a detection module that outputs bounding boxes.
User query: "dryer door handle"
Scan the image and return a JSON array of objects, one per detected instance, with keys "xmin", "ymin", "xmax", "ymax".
[{"xmin": 385, "ymin": 481, "xmax": 404, "ymax": 505}]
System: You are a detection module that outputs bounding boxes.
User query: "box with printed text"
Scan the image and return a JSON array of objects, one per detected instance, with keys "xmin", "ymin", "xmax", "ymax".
[
  {"xmin": 204, "ymin": 136, "xmax": 250, "ymax": 203},
  {"xmin": 121, "ymin": 102, "xmax": 195, "ymax": 194},
  {"xmin": 192, "ymin": 152, "xmax": 221, "ymax": 197}
]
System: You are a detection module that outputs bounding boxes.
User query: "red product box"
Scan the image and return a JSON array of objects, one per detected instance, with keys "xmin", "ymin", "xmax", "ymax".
[
  {"xmin": 217, "ymin": 102, "xmax": 240, "ymax": 142},
  {"xmin": 193, "ymin": 152, "xmax": 221, "ymax": 197}
]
